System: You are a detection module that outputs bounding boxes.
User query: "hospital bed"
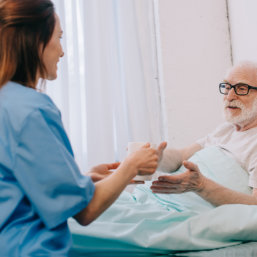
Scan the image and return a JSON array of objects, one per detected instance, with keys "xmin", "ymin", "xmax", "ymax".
[{"xmin": 68, "ymin": 147, "xmax": 257, "ymax": 255}]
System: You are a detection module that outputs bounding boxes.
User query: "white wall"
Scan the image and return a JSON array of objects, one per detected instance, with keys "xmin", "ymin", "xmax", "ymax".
[
  {"xmin": 228, "ymin": 0, "xmax": 257, "ymax": 63},
  {"xmin": 157, "ymin": 0, "xmax": 232, "ymax": 148}
]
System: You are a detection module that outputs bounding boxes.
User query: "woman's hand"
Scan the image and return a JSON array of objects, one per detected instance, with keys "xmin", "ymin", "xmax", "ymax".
[
  {"xmin": 150, "ymin": 160, "xmax": 206, "ymax": 194},
  {"xmin": 86, "ymin": 162, "xmax": 120, "ymax": 182},
  {"xmin": 123, "ymin": 143, "xmax": 159, "ymax": 176}
]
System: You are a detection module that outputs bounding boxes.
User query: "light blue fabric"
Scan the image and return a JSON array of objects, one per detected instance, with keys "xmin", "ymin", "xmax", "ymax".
[
  {"xmin": 0, "ymin": 82, "xmax": 95, "ymax": 256},
  {"xmin": 69, "ymin": 146, "xmax": 256, "ymax": 253}
]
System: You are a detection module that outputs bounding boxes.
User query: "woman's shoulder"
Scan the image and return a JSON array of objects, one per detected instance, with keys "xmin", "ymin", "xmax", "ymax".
[
  {"xmin": 0, "ymin": 81, "xmax": 55, "ymax": 105},
  {"xmin": 0, "ymin": 81, "xmax": 60, "ymax": 130}
]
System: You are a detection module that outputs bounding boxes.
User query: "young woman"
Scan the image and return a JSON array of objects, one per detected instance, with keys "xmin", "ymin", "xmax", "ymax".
[{"xmin": 0, "ymin": 0, "xmax": 166, "ymax": 255}]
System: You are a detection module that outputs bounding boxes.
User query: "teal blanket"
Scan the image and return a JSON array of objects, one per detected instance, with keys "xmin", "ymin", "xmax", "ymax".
[{"xmin": 69, "ymin": 147, "xmax": 257, "ymax": 253}]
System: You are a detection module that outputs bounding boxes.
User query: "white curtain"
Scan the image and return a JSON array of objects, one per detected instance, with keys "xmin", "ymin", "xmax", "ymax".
[{"xmin": 47, "ymin": 0, "xmax": 164, "ymax": 172}]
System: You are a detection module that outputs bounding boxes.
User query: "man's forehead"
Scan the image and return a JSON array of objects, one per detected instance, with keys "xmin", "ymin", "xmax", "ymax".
[{"xmin": 224, "ymin": 67, "xmax": 257, "ymax": 86}]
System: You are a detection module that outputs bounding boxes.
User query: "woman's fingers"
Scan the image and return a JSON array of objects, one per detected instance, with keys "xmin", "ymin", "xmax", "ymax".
[
  {"xmin": 157, "ymin": 141, "xmax": 167, "ymax": 152},
  {"xmin": 106, "ymin": 162, "xmax": 120, "ymax": 170},
  {"xmin": 142, "ymin": 142, "xmax": 151, "ymax": 148}
]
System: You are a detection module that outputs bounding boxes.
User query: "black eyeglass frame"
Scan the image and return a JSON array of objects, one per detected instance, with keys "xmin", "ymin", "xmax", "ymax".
[{"xmin": 219, "ymin": 82, "xmax": 257, "ymax": 96}]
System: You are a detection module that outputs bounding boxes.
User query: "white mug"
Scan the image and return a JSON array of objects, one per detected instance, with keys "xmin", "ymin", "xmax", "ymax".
[{"xmin": 127, "ymin": 142, "xmax": 156, "ymax": 181}]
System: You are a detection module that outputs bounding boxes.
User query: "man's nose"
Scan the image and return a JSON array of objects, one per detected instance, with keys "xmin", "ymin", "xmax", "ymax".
[{"xmin": 226, "ymin": 87, "xmax": 237, "ymax": 101}]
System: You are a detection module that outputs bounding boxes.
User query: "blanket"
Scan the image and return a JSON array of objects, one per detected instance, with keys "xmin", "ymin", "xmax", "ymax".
[{"xmin": 69, "ymin": 146, "xmax": 257, "ymax": 253}]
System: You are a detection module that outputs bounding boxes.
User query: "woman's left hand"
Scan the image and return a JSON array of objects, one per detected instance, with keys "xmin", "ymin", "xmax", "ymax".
[
  {"xmin": 87, "ymin": 162, "xmax": 146, "ymax": 184},
  {"xmin": 86, "ymin": 162, "xmax": 120, "ymax": 182},
  {"xmin": 150, "ymin": 160, "xmax": 206, "ymax": 194}
]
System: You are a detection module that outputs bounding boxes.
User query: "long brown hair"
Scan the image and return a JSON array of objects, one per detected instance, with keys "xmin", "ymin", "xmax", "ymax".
[{"xmin": 0, "ymin": 0, "xmax": 55, "ymax": 88}]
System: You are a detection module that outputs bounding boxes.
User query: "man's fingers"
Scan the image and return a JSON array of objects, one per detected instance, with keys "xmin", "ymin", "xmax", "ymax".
[
  {"xmin": 183, "ymin": 160, "xmax": 198, "ymax": 171},
  {"xmin": 151, "ymin": 190, "xmax": 177, "ymax": 194},
  {"xmin": 150, "ymin": 186, "xmax": 180, "ymax": 194},
  {"xmin": 152, "ymin": 180, "xmax": 181, "ymax": 186},
  {"xmin": 151, "ymin": 183, "xmax": 179, "ymax": 189},
  {"xmin": 156, "ymin": 175, "xmax": 183, "ymax": 184},
  {"xmin": 130, "ymin": 180, "xmax": 145, "ymax": 184}
]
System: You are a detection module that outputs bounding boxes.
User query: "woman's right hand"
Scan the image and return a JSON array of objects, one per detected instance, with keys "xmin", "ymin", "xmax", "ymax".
[
  {"xmin": 123, "ymin": 143, "xmax": 159, "ymax": 176},
  {"xmin": 74, "ymin": 143, "xmax": 158, "ymax": 226}
]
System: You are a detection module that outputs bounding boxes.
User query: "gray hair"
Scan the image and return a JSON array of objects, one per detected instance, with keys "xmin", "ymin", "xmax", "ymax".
[{"xmin": 225, "ymin": 61, "xmax": 257, "ymax": 83}]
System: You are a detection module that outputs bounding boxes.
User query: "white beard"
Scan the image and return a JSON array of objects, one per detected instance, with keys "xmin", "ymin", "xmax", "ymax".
[{"xmin": 224, "ymin": 98, "xmax": 257, "ymax": 126}]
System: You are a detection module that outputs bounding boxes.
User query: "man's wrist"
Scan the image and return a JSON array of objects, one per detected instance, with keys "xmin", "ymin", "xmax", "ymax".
[{"xmin": 195, "ymin": 176, "xmax": 208, "ymax": 193}]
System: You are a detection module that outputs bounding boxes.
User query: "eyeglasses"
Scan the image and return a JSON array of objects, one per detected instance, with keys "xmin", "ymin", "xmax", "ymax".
[{"xmin": 219, "ymin": 82, "xmax": 257, "ymax": 96}]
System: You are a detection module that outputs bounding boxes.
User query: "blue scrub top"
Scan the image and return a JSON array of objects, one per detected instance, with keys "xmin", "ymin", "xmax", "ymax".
[{"xmin": 0, "ymin": 81, "xmax": 95, "ymax": 256}]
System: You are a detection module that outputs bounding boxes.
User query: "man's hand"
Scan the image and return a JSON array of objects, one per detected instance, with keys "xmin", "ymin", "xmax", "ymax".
[
  {"xmin": 150, "ymin": 160, "xmax": 206, "ymax": 194},
  {"xmin": 86, "ymin": 162, "xmax": 120, "ymax": 182}
]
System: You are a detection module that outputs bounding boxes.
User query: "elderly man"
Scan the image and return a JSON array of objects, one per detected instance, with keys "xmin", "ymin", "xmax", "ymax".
[{"xmin": 152, "ymin": 61, "xmax": 257, "ymax": 206}]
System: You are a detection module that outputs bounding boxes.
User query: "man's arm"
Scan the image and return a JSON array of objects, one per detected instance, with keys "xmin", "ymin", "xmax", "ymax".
[
  {"xmin": 151, "ymin": 160, "xmax": 257, "ymax": 206},
  {"xmin": 158, "ymin": 143, "xmax": 202, "ymax": 173},
  {"xmin": 197, "ymin": 175, "xmax": 257, "ymax": 206}
]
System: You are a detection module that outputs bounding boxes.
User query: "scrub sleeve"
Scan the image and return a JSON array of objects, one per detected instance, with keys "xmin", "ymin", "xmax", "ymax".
[{"xmin": 13, "ymin": 106, "xmax": 95, "ymax": 229}]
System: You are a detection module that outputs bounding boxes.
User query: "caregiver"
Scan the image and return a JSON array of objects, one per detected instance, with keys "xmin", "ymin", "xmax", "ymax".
[{"xmin": 0, "ymin": 0, "xmax": 166, "ymax": 255}]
